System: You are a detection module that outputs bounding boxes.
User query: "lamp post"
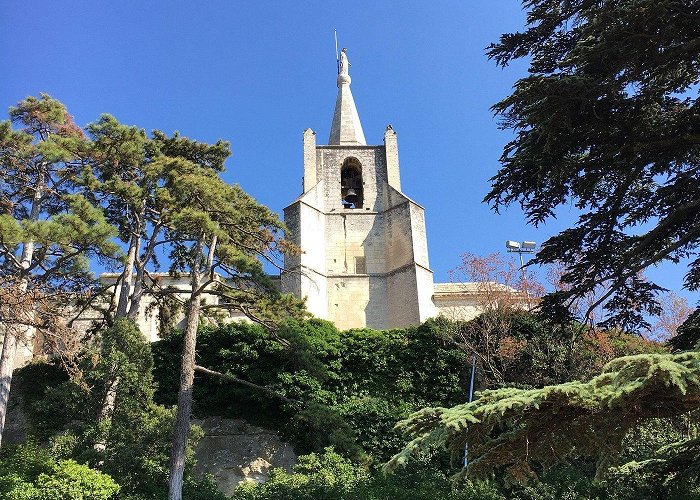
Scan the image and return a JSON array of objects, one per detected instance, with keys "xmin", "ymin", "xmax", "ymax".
[
  {"xmin": 506, "ymin": 240, "xmax": 536, "ymax": 308},
  {"xmin": 462, "ymin": 354, "xmax": 477, "ymax": 469},
  {"xmin": 464, "ymin": 241, "xmax": 537, "ymax": 472}
]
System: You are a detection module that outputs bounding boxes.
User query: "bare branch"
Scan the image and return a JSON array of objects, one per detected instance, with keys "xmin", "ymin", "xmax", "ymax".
[{"xmin": 194, "ymin": 365, "xmax": 298, "ymax": 405}]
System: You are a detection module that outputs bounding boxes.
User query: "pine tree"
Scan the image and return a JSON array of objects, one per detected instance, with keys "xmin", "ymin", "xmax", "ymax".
[
  {"xmin": 83, "ymin": 118, "xmax": 240, "ymax": 457},
  {"xmin": 83, "ymin": 114, "xmax": 152, "ymax": 320},
  {"xmin": 0, "ymin": 94, "xmax": 120, "ymax": 447},
  {"xmin": 151, "ymin": 139, "xmax": 302, "ymax": 500},
  {"xmin": 484, "ymin": 0, "xmax": 700, "ymax": 330}
]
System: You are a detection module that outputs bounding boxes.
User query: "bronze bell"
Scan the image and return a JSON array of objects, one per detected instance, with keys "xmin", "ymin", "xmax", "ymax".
[{"xmin": 344, "ymin": 188, "xmax": 359, "ymax": 203}]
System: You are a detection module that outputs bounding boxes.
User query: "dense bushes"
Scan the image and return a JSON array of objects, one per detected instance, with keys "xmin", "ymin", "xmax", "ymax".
[
  {"xmin": 152, "ymin": 313, "xmax": 662, "ymax": 461},
  {"xmin": 232, "ymin": 448, "xmax": 503, "ymax": 500},
  {"xmin": 0, "ymin": 442, "xmax": 120, "ymax": 500},
  {"xmin": 3, "ymin": 313, "xmax": 686, "ymax": 498},
  {"xmin": 231, "ymin": 447, "xmax": 700, "ymax": 500},
  {"xmin": 152, "ymin": 318, "xmax": 476, "ymax": 459},
  {"xmin": 3, "ymin": 320, "xmax": 225, "ymax": 500},
  {"xmin": 151, "ymin": 313, "xmax": 683, "ymax": 498}
]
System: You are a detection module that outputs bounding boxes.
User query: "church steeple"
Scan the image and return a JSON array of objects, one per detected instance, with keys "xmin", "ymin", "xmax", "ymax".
[
  {"xmin": 284, "ymin": 49, "xmax": 435, "ymax": 330},
  {"xmin": 328, "ymin": 48, "xmax": 366, "ymax": 145}
]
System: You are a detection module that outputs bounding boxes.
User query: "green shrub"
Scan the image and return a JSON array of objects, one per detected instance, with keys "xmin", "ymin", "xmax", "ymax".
[
  {"xmin": 10, "ymin": 314, "xmax": 675, "ymax": 499},
  {"xmin": 152, "ymin": 315, "xmax": 662, "ymax": 463},
  {"xmin": 232, "ymin": 448, "xmax": 504, "ymax": 500},
  {"xmin": 11, "ymin": 320, "xmax": 223, "ymax": 499},
  {"xmin": 35, "ymin": 459, "xmax": 120, "ymax": 500},
  {"xmin": 152, "ymin": 319, "xmax": 474, "ymax": 459},
  {"xmin": 232, "ymin": 448, "xmax": 368, "ymax": 500},
  {"xmin": 0, "ymin": 444, "xmax": 119, "ymax": 500}
]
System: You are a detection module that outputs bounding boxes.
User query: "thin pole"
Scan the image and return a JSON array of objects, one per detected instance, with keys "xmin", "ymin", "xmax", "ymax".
[
  {"xmin": 334, "ymin": 29, "xmax": 339, "ymax": 73},
  {"xmin": 463, "ymin": 355, "xmax": 477, "ymax": 468},
  {"xmin": 468, "ymin": 355, "xmax": 476, "ymax": 403},
  {"xmin": 518, "ymin": 250, "xmax": 532, "ymax": 309}
]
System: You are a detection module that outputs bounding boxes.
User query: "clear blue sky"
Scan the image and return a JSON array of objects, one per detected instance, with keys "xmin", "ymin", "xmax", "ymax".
[{"xmin": 1, "ymin": 1, "xmax": 695, "ymax": 305}]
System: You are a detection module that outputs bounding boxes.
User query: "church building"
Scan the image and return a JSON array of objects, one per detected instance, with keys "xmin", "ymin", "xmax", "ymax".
[
  {"xmin": 24, "ymin": 50, "xmax": 491, "ymax": 356},
  {"xmin": 3, "ymin": 51, "xmax": 505, "ymax": 374},
  {"xmin": 281, "ymin": 49, "xmax": 479, "ymax": 330}
]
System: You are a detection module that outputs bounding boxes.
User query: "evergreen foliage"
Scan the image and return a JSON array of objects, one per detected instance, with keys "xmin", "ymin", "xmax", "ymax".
[
  {"xmin": 484, "ymin": 0, "xmax": 700, "ymax": 329},
  {"xmin": 0, "ymin": 94, "xmax": 121, "ymax": 308},
  {"xmin": 233, "ymin": 447, "xmax": 700, "ymax": 500},
  {"xmin": 387, "ymin": 350, "xmax": 700, "ymax": 484},
  {"xmin": 0, "ymin": 94, "xmax": 122, "ymax": 445},
  {"xmin": 136, "ymin": 127, "xmax": 304, "ymax": 499},
  {"xmin": 33, "ymin": 459, "xmax": 121, "ymax": 500},
  {"xmin": 153, "ymin": 319, "xmax": 475, "ymax": 459},
  {"xmin": 605, "ymin": 415, "xmax": 700, "ymax": 493},
  {"xmin": 3, "ymin": 313, "xmax": 688, "ymax": 498},
  {"xmin": 0, "ymin": 81, "xmax": 694, "ymax": 496},
  {"xmin": 7, "ymin": 320, "xmax": 225, "ymax": 499},
  {"xmin": 151, "ymin": 315, "xmax": 661, "ymax": 464},
  {"xmin": 1, "ymin": 94, "xmax": 304, "ymax": 498},
  {"xmin": 670, "ymin": 308, "xmax": 700, "ymax": 351},
  {"xmin": 232, "ymin": 448, "xmax": 503, "ymax": 500}
]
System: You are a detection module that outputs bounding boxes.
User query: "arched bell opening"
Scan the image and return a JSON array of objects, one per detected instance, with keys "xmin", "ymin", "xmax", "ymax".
[{"xmin": 340, "ymin": 158, "xmax": 363, "ymax": 209}]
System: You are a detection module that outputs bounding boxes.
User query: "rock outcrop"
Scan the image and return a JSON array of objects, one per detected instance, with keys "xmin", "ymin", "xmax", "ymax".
[{"xmin": 192, "ymin": 417, "xmax": 296, "ymax": 496}]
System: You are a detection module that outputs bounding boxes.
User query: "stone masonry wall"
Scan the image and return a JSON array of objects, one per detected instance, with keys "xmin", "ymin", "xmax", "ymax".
[{"xmin": 281, "ymin": 136, "xmax": 435, "ymax": 330}]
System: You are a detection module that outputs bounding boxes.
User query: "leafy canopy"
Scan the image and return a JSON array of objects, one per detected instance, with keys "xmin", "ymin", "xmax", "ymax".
[
  {"xmin": 9, "ymin": 319, "xmax": 225, "ymax": 499},
  {"xmin": 0, "ymin": 442, "xmax": 120, "ymax": 500}
]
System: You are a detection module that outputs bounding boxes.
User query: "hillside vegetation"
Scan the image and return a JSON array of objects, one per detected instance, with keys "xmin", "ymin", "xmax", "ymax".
[{"xmin": 2, "ymin": 311, "xmax": 698, "ymax": 498}]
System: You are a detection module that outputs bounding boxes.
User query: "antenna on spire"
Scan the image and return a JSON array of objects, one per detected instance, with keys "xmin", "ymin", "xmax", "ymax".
[{"xmin": 334, "ymin": 29, "xmax": 339, "ymax": 74}]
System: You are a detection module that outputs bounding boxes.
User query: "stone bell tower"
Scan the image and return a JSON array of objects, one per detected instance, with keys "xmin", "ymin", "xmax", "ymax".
[{"xmin": 282, "ymin": 49, "xmax": 435, "ymax": 330}]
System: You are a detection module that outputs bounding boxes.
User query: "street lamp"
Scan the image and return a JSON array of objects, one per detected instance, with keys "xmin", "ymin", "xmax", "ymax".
[{"xmin": 506, "ymin": 240, "xmax": 536, "ymax": 268}]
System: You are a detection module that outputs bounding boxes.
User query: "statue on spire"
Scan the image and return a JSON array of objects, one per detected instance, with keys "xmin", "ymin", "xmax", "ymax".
[{"xmin": 339, "ymin": 48, "xmax": 350, "ymax": 76}]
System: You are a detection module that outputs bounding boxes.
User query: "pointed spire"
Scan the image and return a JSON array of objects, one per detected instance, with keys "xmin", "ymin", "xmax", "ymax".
[{"xmin": 329, "ymin": 48, "xmax": 366, "ymax": 145}]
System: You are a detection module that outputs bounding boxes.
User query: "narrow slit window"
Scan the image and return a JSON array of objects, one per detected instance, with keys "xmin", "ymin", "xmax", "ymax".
[{"xmin": 354, "ymin": 256, "xmax": 366, "ymax": 274}]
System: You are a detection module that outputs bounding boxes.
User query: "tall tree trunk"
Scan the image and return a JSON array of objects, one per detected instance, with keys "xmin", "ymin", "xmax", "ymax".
[
  {"xmin": 167, "ymin": 238, "xmax": 206, "ymax": 500},
  {"xmin": 127, "ymin": 258, "xmax": 147, "ymax": 321},
  {"xmin": 0, "ymin": 178, "xmax": 42, "ymax": 448},
  {"xmin": 93, "ymin": 372, "xmax": 120, "ymax": 457},
  {"xmin": 96, "ymin": 219, "xmax": 160, "ymax": 460},
  {"xmin": 128, "ymin": 222, "xmax": 162, "ymax": 321},
  {"xmin": 96, "ymin": 212, "xmax": 153, "ymax": 458},
  {"xmin": 116, "ymin": 233, "xmax": 139, "ymax": 318},
  {"xmin": 0, "ymin": 324, "xmax": 20, "ymax": 449}
]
